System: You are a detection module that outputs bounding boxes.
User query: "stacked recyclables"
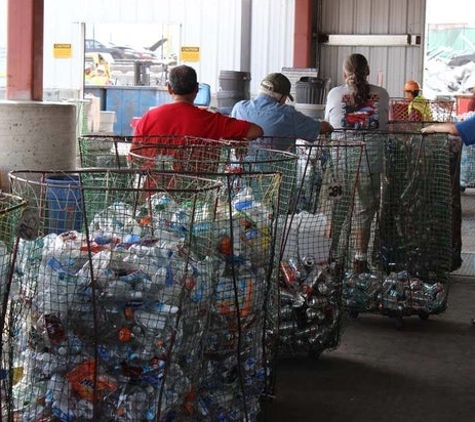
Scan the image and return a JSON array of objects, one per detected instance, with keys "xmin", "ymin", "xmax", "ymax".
[
  {"xmin": 79, "ymin": 135, "xmax": 362, "ymax": 361},
  {"xmin": 7, "ymin": 161, "xmax": 295, "ymax": 421},
  {"xmin": 0, "ymin": 193, "xmax": 27, "ymax": 417},
  {"xmin": 341, "ymin": 130, "xmax": 452, "ymax": 322}
]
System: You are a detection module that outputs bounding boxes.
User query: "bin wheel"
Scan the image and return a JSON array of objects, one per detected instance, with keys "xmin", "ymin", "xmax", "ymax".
[
  {"xmin": 349, "ymin": 311, "xmax": 359, "ymax": 319},
  {"xmin": 419, "ymin": 313, "xmax": 430, "ymax": 321}
]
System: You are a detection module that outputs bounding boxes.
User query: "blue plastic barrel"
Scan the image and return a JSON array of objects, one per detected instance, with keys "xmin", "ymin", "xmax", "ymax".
[{"xmin": 45, "ymin": 174, "xmax": 83, "ymax": 234}]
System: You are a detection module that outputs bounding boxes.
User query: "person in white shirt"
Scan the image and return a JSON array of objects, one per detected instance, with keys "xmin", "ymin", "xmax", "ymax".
[{"xmin": 324, "ymin": 53, "xmax": 390, "ymax": 274}]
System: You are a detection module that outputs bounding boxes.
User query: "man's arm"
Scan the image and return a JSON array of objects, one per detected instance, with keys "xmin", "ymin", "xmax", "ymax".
[
  {"xmin": 319, "ymin": 120, "xmax": 334, "ymax": 134},
  {"xmin": 245, "ymin": 122, "xmax": 264, "ymax": 140},
  {"xmin": 421, "ymin": 122, "xmax": 459, "ymax": 136}
]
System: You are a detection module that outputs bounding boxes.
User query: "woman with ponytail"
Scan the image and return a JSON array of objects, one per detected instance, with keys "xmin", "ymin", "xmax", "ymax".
[
  {"xmin": 324, "ymin": 53, "xmax": 390, "ymax": 274},
  {"xmin": 325, "ymin": 53, "xmax": 389, "ymax": 131}
]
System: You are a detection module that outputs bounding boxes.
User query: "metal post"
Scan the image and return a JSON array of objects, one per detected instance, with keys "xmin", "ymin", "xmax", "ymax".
[{"xmin": 6, "ymin": 0, "xmax": 44, "ymax": 100}]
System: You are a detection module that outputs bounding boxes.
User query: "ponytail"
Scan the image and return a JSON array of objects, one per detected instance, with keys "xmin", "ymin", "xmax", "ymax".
[{"xmin": 344, "ymin": 54, "xmax": 370, "ymax": 108}]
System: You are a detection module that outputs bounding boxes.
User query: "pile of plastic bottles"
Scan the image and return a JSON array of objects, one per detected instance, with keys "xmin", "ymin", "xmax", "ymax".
[
  {"xmin": 9, "ymin": 190, "xmax": 276, "ymax": 421},
  {"xmin": 343, "ymin": 269, "xmax": 447, "ymax": 317}
]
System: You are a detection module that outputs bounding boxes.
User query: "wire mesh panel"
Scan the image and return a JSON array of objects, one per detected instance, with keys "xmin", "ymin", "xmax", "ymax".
[
  {"xmin": 322, "ymin": 131, "xmax": 387, "ymax": 274},
  {"xmin": 458, "ymin": 112, "xmax": 475, "ymax": 189},
  {"xmin": 461, "ymin": 144, "xmax": 475, "ymax": 188},
  {"xmin": 128, "ymin": 139, "xmax": 301, "ymax": 407},
  {"xmin": 8, "ymin": 170, "xmax": 225, "ymax": 421},
  {"xmin": 0, "ymin": 193, "xmax": 27, "ymax": 419},
  {"xmin": 78, "ymin": 134, "xmax": 133, "ymax": 169},
  {"xmin": 128, "ymin": 136, "xmax": 363, "ymax": 360},
  {"xmin": 389, "ymin": 97, "xmax": 455, "ymax": 123},
  {"xmin": 7, "ymin": 168, "xmax": 291, "ymax": 421},
  {"xmin": 190, "ymin": 171, "xmax": 284, "ymax": 421},
  {"xmin": 388, "ymin": 121, "xmax": 463, "ymax": 273},
  {"xmin": 277, "ymin": 138, "xmax": 364, "ymax": 358},
  {"xmin": 343, "ymin": 131, "xmax": 452, "ymax": 322},
  {"xmin": 127, "ymin": 137, "xmax": 299, "ymax": 217}
]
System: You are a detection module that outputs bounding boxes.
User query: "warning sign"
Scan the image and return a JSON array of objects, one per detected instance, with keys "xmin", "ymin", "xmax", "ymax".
[
  {"xmin": 180, "ymin": 46, "xmax": 200, "ymax": 62},
  {"xmin": 53, "ymin": 43, "xmax": 72, "ymax": 58}
]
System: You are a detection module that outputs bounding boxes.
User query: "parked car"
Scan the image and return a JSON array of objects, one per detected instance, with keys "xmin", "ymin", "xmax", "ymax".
[
  {"xmin": 108, "ymin": 38, "xmax": 168, "ymax": 61},
  {"xmin": 108, "ymin": 43, "xmax": 157, "ymax": 60},
  {"xmin": 85, "ymin": 39, "xmax": 125, "ymax": 60}
]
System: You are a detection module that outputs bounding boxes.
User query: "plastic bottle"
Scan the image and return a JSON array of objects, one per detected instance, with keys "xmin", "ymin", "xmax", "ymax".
[
  {"xmin": 116, "ymin": 383, "xmax": 156, "ymax": 421},
  {"xmin": 133, "ymin": 309, "xmax": 169, "ymax": 334}
]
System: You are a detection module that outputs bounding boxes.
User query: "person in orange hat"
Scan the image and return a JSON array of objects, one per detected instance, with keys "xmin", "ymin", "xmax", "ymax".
[{"xmin": 403, "ymin": 79, "xmax": 433, "ymax": 121}]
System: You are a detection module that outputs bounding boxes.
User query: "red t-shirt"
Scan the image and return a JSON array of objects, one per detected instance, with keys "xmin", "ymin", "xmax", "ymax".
[
  {"xmin": 131, "ymin": 102, "xmax": 251, "ymax": 172},
  {"xmin": 135, "ymin": 102, "xmax": 251, "ymax": 140}
]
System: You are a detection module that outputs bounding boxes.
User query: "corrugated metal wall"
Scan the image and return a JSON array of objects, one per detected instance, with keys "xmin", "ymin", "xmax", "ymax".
[
  {"xmin": 38, "ymin": 0, "xmax": 426, "ymax": 98},
  {"xmin": 318, "ymin": 0, "xmax": 426, "ymax": 97},
  {"xmin": 41, "ymin": 0, "xmax": 295, "ymax": 96},
  {"xmin": 249, "ymin": 0, "xmax": 295, "ymax": 94},
  {"xmin": 44, "ymin": 0, "xmax": 245, "ymax": 93}
]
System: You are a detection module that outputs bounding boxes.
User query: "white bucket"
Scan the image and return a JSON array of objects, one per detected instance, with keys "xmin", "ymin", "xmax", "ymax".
[
  {"xmin": 99, "ymin": 111, "xmax": 116, "ymax": 133},
  {"xmin": 294, "ymin": 103, "xmax": 325, "ymax": 120},
  {"xmin": 279, "ymin": 211, "xmax": 331, "ymax": 264}
]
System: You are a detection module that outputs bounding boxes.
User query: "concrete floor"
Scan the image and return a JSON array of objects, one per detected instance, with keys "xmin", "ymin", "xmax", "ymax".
[
  {"xmin": 258, "ymin": 189, "xmax": 475, "ymax": 422},
  {"xmin": 258, "ymin": 275, "xmax": 475, "ymax": 422}
]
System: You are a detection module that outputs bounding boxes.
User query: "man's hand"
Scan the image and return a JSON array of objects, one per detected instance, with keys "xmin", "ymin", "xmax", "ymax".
[
  {"xmin": 421, "ymin": 125, "xmax": 436, "ymax": 134},
  {"xmin": 421, "ymin": 122, "xmax": 458, "ymax": 136},
  {"xmin": 319, "ymin": 120, "xmax": 334, "ymax": 134}
]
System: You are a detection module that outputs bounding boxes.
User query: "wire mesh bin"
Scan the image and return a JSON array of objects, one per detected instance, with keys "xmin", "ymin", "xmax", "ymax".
[
  {"xmin": 128, "ymin": 137, "xmax": 365, "ymax": 359},
  {"xmin": 128, "ymin": 139, "xmax": 302, "ymax": 398},
  {"xmin": 343, "ymin": 131, "xmax": 452, "ymax": 324},
  {"xmin": 7, "ymin": 170, "xmax": 223, "ymax": 421},
  {"xmin": 458, "ymin": 112, "xmax": 475, "ymax": 189},
  {"xmin": 78, "ymin": 134, "xmax": 133, "ymax": 169},
  {"xmin": 0, "ymin": 193, "xmax": 27, "ymax": 419},
  {"xmin": 128, "ymin": 137, "xmax": 354, "ymax": 359},
  {"xmin": 7, "ymin": 166, "xmax": 293, "ymax": 421},
  {"xmin": 389, "ymin": 97, "xmax": 455, "ymax": 123},
  {"xmin": 461, "ymin": 143, "xmax": 475, "ymax": 188},
  {"xmin": 388, "ymin": 120, "xmax": 463, "ymax": 272},
  {"xmin": 276, "ymin": 138, "xmax": 365, "ymax": 358}
]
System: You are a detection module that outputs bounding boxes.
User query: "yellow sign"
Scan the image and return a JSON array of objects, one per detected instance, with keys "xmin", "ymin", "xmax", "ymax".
[
  {"xmin": 180, "ymin": 46, "xmax": 200, "ymax": 62},
  {"xmin": 53, "ymin": 43, "xmax": 72, "ymax": 58}
]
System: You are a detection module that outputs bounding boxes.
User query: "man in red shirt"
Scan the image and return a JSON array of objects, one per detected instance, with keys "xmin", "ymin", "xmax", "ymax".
[
  {"xmin": 131, "ymin": 65, "xmax": 263, "ymax": 172},
  {"xmin": 134, "ymin": 65, "xmax": 262, "ymax": 142}
]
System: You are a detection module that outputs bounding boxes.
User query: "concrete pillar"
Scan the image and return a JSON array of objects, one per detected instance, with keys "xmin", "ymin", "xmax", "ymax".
[
  {"xmin": 7, "ymin": 0, "xmax": 44, "ymax": 101},
  {"xmin": 0, "ymin": 101, "xmax": 77, "ymax": 190},
  {"xmin": 294, "ymin": 0, "xmax": 313, "ymax": 67}
]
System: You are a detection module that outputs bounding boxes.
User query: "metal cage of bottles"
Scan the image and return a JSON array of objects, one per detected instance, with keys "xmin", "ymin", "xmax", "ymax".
[
  {"xmin": 342, "ymin": 130, "xmax": 452, "ymax": 326},
  {"xmin": 0, "ymin": 193, "xmax": 27, "ymax": 420},
  {"xmin": 7, "ymin": 155, "xmax": 295, "ymax": 421}
]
